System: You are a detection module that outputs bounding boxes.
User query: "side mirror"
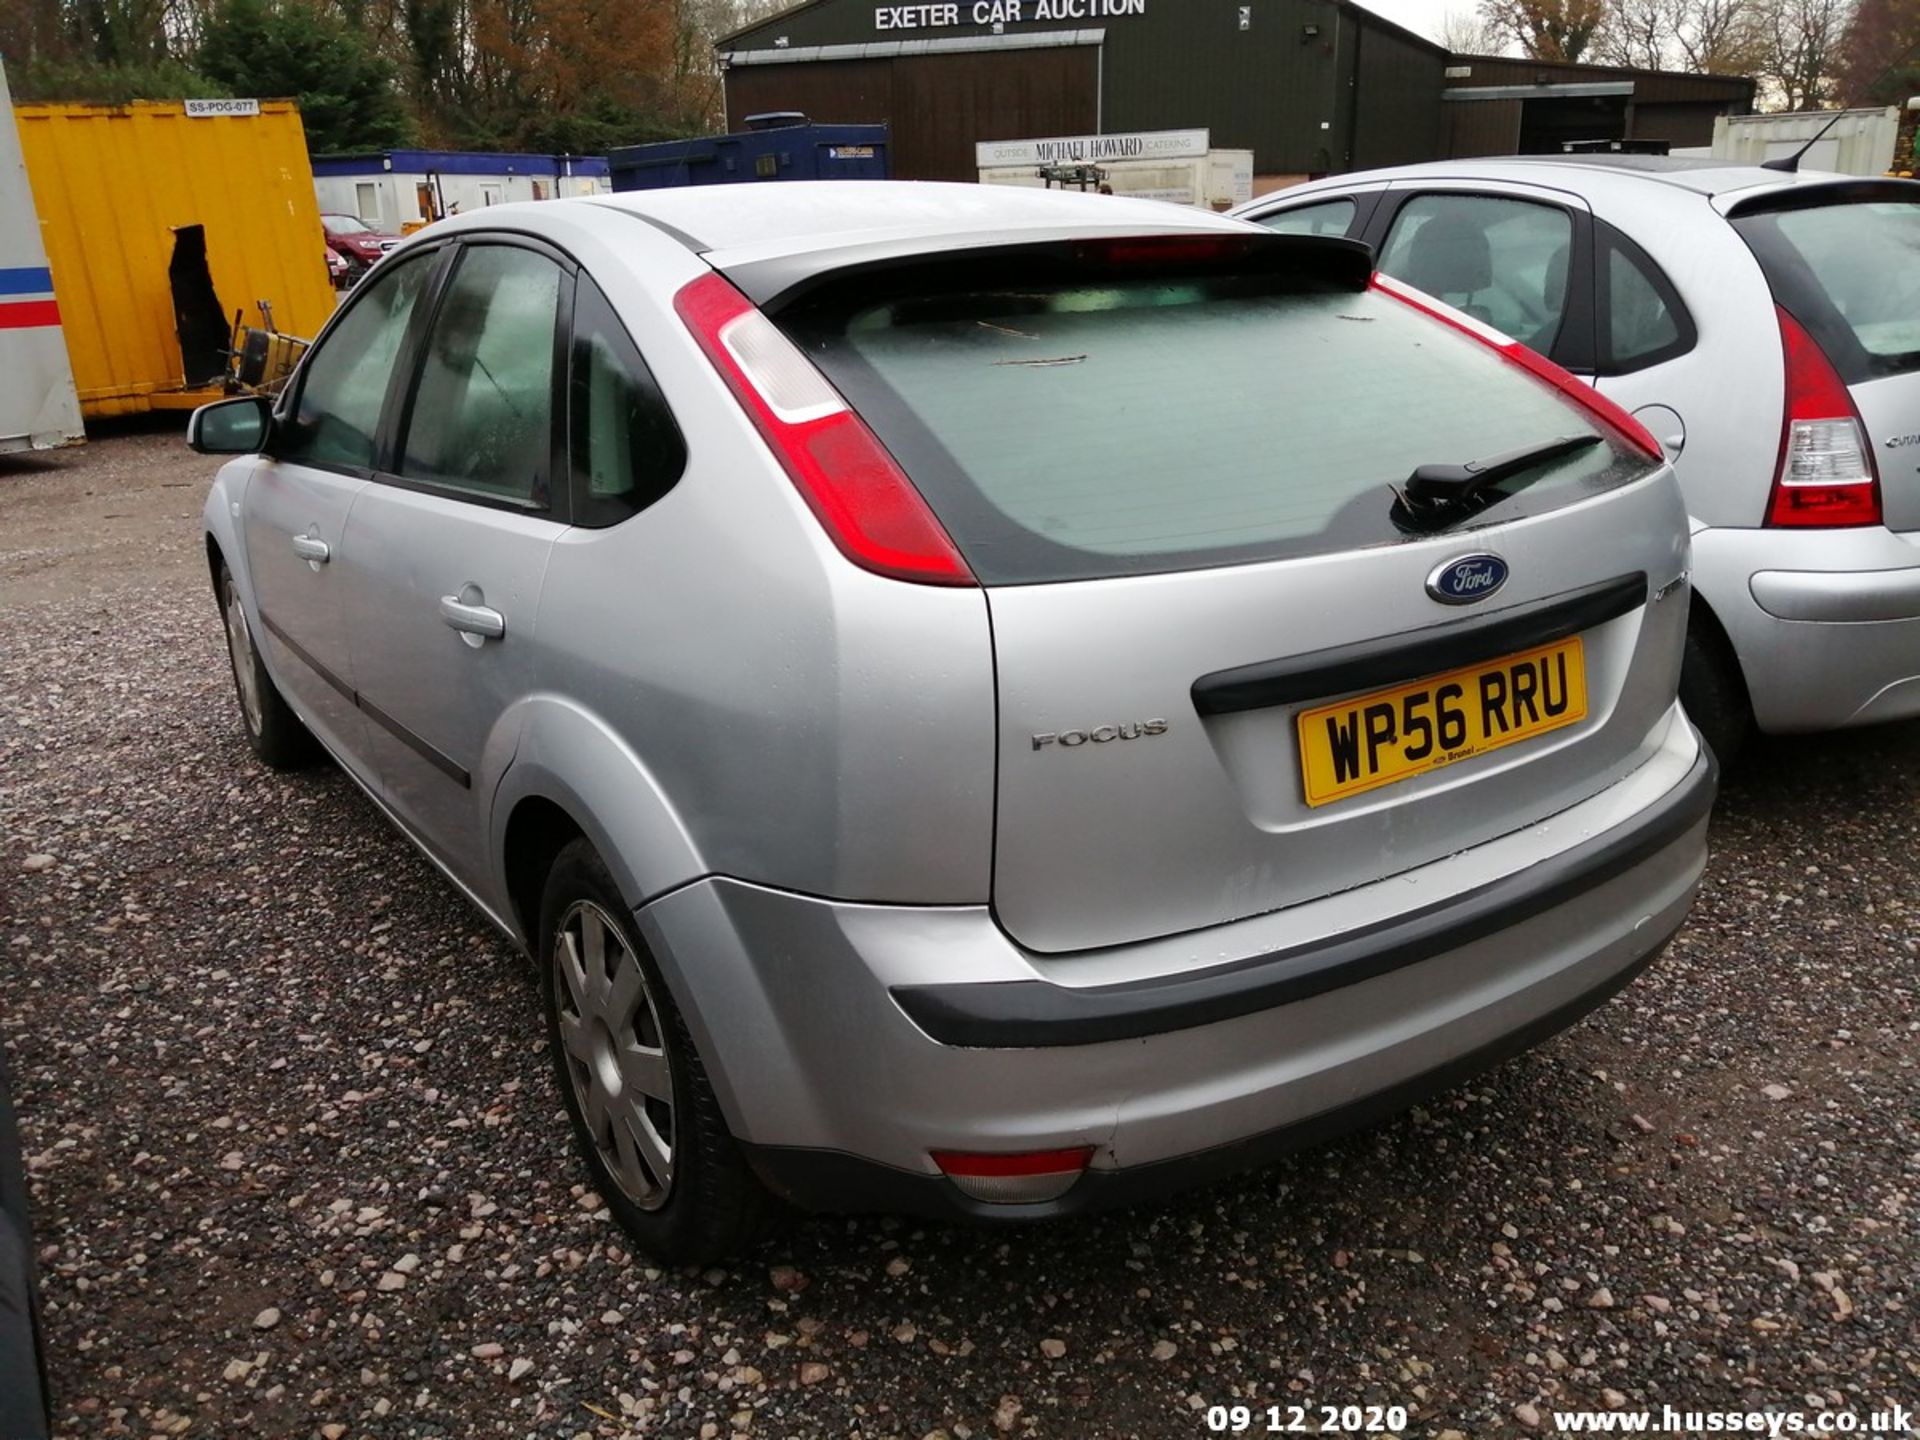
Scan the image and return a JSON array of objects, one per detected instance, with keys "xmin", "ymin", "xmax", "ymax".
[{"xmin": 187, "ymin": 395, "xmax": 272, "ymax": 455}]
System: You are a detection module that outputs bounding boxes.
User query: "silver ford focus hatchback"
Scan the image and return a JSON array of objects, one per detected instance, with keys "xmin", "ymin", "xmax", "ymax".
[{"xmin": 194, "ymin": 183, "xmax": 1714, "ymax": 1261}]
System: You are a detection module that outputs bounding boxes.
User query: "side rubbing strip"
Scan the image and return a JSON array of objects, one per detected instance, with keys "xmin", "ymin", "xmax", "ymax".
[
  {"xmin": 1191, "ymin": 572, "xmax": 1648, "ymax": 717},
  {"xmin": 258, "ymin": 610, "xmax": 354, "ymax": 702},
  {"xmin": 257, "ymin": 609, "xmax": 472, "ymax": 790},
  {"xmin": 356, "ymin": 696, "xmax": 471, "ymax": 789}
]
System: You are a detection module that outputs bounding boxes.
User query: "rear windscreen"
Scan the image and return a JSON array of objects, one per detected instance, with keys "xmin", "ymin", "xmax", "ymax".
[
  {"xmin": 1733, "ymin": 198, "xmax": 1920, "ymax": 383},
  {"xmin": 783, "ymin": 272, "xmax": 1657, "ymax": 584}
]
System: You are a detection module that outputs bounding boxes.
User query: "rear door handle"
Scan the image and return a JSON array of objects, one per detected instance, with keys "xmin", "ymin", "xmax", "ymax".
[
  {"xmin": 439, "ymin": 595, "xmax": 506, "ymax": 641},
  {"xmin": 290, "ymin": 533, "xmax": 330, "ymax": 564}
]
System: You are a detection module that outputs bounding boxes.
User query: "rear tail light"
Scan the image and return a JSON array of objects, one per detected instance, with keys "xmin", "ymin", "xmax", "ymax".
[
  {"xmin": 674, "ymin": 271, "xmax": 975, "ymax": 586},
  {"xmin": 1371, "ymin": 273, "xmax": 1664, "ymax": 463},
  {"xmin": 930, "ymin": 1145, "xmax": 1094, "ymax": 1204},
  {"xmin": 1767, "ymin": 306, "xmax": 1881, "ymax": 528}
]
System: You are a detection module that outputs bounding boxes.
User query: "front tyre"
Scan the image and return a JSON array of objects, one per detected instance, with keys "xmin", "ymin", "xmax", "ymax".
[
  {"xmin": 218, "ymin": 562, "xmax": 319, "ymax": 769},
  {"xmin": 538, "ymin": 839, "xmax": 774, "ymax": 1263}
]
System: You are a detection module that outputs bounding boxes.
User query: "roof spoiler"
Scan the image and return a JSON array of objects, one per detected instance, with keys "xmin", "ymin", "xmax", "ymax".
[
  {"xmin": 724, "ymin": 230, "xmax": 1377, "ymax": 313},
  {"xmin": 1723, "ymin": 175, "xmax": 1920, "ymax": 218}
]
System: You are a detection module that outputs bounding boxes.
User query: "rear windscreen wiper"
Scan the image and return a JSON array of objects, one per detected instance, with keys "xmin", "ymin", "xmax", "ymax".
[{"xmin": 1393, "ymin": 433, "xmax": 1603, "ymax": 531}]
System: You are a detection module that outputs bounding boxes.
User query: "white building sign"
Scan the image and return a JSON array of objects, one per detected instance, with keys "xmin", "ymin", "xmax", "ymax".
[
  {"xmin": 184, "ymin": 98, "xmax": 262, "ymax": 118},
  {"xmin": 876, "ymin": 0, "xmax": 1145, "ymax": 30},
  {"xmin": 975, "ymin": 128, "xmax": 1209, "ymax": 168}
]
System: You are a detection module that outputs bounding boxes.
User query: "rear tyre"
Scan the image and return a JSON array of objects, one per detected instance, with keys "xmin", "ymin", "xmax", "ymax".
[
  {"xmin": 1679, "ymin": 619, "xmax": 1750, "ymax": 765},
  {"xmin": 538, "ymin": 839, "xmax": 776, "ymax": 1264},
  {"xmin": 218, "ymin": 563, "xmax": 319, "ymax": 770}
]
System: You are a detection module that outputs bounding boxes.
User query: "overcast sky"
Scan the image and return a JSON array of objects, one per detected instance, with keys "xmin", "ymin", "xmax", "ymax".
[{"xmin": 1349, "ymin": 0, "xmax": 1461, "ymax": 44}]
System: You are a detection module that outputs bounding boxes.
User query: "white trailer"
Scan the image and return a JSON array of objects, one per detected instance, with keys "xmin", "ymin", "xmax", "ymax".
[
  {"xmin": 0, "ymin": 63, "xmax": 84, "ymax": 454},
  {"xmin": 977, "ymin": 128, "xmax": 1253, "ymax": 211},
  {"xmin": 312, "ymin": 149, "xmax": 611, "ymax": 232},
  {"xmin": 1711, "ymin": 108, "xmax": 1903, "ymax": 176}
]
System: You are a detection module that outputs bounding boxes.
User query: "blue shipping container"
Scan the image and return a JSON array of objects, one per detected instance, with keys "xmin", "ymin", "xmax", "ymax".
[{"xmin": 608, "ymin": 121, "xmax": 890, "ymax": 190}]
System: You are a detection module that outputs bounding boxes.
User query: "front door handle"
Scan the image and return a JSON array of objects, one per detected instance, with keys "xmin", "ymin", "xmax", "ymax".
[
  {"xmin": 290, "ymin": 533, "xmax": 330, "ymax": 564},
  {"xmin": 439, "ymin": 594, "xmax": 506, "ymax": 641}
]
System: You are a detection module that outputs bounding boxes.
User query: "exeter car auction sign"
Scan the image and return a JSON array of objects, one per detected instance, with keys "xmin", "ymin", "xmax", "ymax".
[
  {"xmin": 876, "ymin": 0, "xmax": 1145, "ymax": 29},
  {"xmin": 975, "ymin": 128, "xmax": 1209, "ymax": 168}
]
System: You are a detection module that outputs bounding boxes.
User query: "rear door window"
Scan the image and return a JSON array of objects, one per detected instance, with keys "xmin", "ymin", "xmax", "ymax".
[
  {"xmin": 397, "ymin": 243, "xmax": 564, "ymax": 507},
  {"xmin": 1377, "ymin": 194, "xmax": 1574, "ymax": 355},
  {"xmin": 783, "ymin": 261, "xmax": 1657, "ymax": 585},
  {"xmin": 1732, "ymin": 197, "xmax": 1920, "ymax": 381}
]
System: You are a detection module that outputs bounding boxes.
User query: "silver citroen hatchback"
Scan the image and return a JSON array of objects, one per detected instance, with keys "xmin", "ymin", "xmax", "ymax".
[
  {"xmin": 194, "ymin": 183, "xmax": 1713, "ymax": 1261},
  {"xmin": 1235, "ymin": 161, "xmax": 1920, "ymax": 759}
]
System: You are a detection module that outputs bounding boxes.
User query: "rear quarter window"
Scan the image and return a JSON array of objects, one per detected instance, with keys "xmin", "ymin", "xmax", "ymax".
[
  {"xmin": 782, "ymin": 266, "xmax": 1659, "ymax": 584},
  {"xmin": 1597, "ymin": 222, "xmax": 1694, "ymax": 374},
  {"xmin": 1254, "ymin": 198, "xmax": 1356, "ymax": 237}
]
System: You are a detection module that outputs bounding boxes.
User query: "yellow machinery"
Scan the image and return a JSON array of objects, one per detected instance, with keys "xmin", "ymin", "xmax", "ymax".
[{"xmin": 13, "ymin": 96, "xmax": 335, "ymax": 417}]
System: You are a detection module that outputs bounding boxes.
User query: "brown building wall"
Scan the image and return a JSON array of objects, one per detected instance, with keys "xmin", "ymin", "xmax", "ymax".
[
  {"xmin": 720, "ymin": 0, "xmax": 1450, "ymax": 177},
  {"xmin": 1349, "ymin": 19, "xmax": 1448, "ymax": 169},
  {"xmin": 1442, "ymin": 99, "xmax": 1522, "ymax": 157},
  {"xmin": 1443, "ymin": 53, "xmax": 1753, "ymax": 107},
  {"xmin": 715, "ymin": 6, "xmax": 1755, "ymax": 181},
  {"xmin": 724, "ymin": 47, "xmax": 1099, "ymax": 181},
  {"xmin": 1630, "ymin": 100, "xmax": 1729, "ymax": 149}
]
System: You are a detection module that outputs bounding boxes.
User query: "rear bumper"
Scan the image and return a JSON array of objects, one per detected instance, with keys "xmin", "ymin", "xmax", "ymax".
[
  {"xmin": 1693, "ymin": 523, "xmax": 1920, "ymax": 731},
  {"xmin": 894, "ymin": 734, "xmax": 1711, "ymax": 1049},
  {"xmin": 638, "ymin": 721, "xmax": 1712, "ymax": 1218},
  {"xmin": 744, "ymin": 929, "xmax": 1676, "ymax": 1221}
]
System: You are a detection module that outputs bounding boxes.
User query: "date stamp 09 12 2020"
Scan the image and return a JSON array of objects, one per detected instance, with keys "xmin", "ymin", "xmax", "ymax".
[{"xmin": 1202, "ymin": 1404, "xmax": 1413, "ymax": 1434}]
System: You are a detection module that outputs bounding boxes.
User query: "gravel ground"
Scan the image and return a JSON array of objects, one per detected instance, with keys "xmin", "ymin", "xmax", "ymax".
[{"xmin": 1, "ymin": 431, "xmax": 1916, "ymax": 1439}]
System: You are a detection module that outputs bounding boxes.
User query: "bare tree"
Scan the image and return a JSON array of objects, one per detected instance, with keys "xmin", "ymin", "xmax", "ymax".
[
  {"xmin": 1673, "ymin": 0, "xmax": 1765, "ymax": 69},
  {"xmin": 1596, "ymin": 0, "xmax": 1676, "ymax": 67},
  {"xmin": 666, "ymin": 0, "xmax": 792, "ymax": 129},
  {"xmin": 1756, "ymin": 0, "xmax": 1855, "ymax": 106},
  {"xmin": 1589, "ymin": 0, "xmax": 1771, "ymax": 74},
  {"xmin": 1439, "ymin": 4, "xmax": 1508, "ymax": 51},
  {"xmin": 1479, "ymin": 0, "xmax": 1611, "ymax": 60}
]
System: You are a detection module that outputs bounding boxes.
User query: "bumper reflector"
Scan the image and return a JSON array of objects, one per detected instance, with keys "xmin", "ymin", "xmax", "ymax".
[{"xmin": 930, "ymin": 1145, "xmax": 1094, "ymax": 1204}]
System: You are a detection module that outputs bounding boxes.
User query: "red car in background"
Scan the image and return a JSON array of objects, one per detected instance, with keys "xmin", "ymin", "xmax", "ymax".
[{"xmin": 320, "ymin": 212, "xmax": 401, "ymax": 286}]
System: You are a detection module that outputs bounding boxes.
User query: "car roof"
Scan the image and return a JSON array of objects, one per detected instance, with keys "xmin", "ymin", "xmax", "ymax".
[
  {"xmin": 1491, "ymin": 154, "xmax": 1854, "ymax": 198},
  {"xmin": 583, "ymin": 180, "xmax": 1251, "ymax": 262},
  {"xmin": 1241, "ymin": 155, "xmax": 1886, "ymax": 209}
]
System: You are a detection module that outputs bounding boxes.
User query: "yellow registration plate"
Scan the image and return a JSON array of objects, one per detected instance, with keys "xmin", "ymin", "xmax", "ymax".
[{"xmin": 1297, "ymin": 637, "xmax": 1588, "ymax": 807}]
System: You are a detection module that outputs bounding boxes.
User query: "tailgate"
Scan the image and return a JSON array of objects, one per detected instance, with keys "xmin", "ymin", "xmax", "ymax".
[
  {"xmin": 778, "ymin": 238, "xmax": 1688, "ymax": 953},
  {"xmin": 988, "ymin": 482, "xmax": 1686, "ymax": 952}
]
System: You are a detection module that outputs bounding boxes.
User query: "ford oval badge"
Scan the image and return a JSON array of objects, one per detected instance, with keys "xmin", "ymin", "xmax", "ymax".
[{"xmin": 1427, "ymin": 554, "xmax": 1509, "ymax": 605}]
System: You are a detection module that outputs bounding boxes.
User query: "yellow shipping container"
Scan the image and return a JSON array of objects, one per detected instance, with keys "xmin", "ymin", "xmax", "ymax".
[{"xmin": 13, "ymin": 96, "xmax": 335, "ymax": 417}]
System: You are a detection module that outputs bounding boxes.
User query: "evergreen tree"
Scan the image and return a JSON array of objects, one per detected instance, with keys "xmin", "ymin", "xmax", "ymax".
[{"xmin": 196, "ymin": 0, "xmax": 416, "ymax": 153}]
